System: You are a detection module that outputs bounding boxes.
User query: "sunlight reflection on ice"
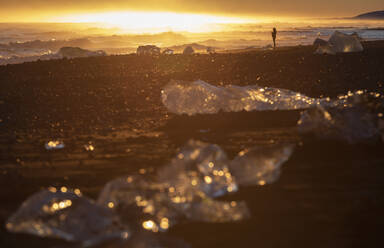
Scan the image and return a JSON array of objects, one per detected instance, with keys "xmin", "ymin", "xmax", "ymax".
[
  {"xmin": 161, "ymin": 80, "xmax": 325, "ymax": 115},
  {"xmin": 6, "ymin": 140, "xmax": 294, "ymax": 246}
]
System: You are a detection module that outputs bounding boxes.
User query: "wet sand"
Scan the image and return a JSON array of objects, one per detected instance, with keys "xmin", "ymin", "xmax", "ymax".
[{"xmin": 0, "ymin": 41, "xmax": 384, "ymax": 247}]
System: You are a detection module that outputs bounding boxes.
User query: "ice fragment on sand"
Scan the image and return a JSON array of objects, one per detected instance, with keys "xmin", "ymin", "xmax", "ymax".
[
  {"xmin": 162, "ymin": 80, "xmax": 322, "ymax": 115},
  {"xmin": 230, "ymin": 144, "xmax": 294, "ymax": 186},
  {"xmin": 157, "ymin": 140, "xmax": 238, "ymax": 198},
  {"xmin": 45, "ymin": 140, "xmax": 65, "ymax": 150},
  {"xmin": 98, "ymin": 171, "xmax": 246, "ymax": 232},
  {"xmin": 314, "ymin": 31, "xmax": 363, "ymax": 54},
  {"xmin": 137, "ymin": 45, "xmax": 161, "ymax": 56},
  {"xmin": 183, "ymin": 46, "xmax": 194, "ymax": 55},
  {"xmin": 97, "ymin": 175, "xmax": 181, "ymax": 232},
  {"xmin": 6, "ymin": 188, "xmax": 129, "ymax": 245},
  {"xmin": 298, "ymin": 92, "xmax": 384, "ymax": 144}
]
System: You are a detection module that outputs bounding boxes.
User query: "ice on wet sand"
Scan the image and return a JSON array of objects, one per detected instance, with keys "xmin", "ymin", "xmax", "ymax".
[
  {"xmin": 6, "ymin": 188, "xmax": 129, "ymax": 245},
  {"xmin": 230, "ymin": 144, "xmax": 295, "ymax": 186},
  {"xmin": 314, "ymin": 31, "xmax": 364, "ymax": 55},
  {"xmin": 45, "ymin": 140, "xmax": 65, "ymax": 150},
  {"xmin": 298, "ymin": 91, "xmax": 384, "ymax": 144},
  {"xmin": 6, "ymin": 140, "xmax": 294, "ymax": 245},
  {"xmin": 161, "ymin": 80, "xmax": 322, "ymax": 115}
]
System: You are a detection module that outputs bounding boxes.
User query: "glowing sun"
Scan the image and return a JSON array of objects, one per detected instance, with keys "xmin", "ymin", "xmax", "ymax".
[{"xmin": 53, "ymin": 11, "xmax": 251, "ymax": 33}]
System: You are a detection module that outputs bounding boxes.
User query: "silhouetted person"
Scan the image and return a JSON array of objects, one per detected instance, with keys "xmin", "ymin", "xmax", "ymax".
[{"xmin": 272, "ymin": 28, "xmax": 277, "ymax": 49}]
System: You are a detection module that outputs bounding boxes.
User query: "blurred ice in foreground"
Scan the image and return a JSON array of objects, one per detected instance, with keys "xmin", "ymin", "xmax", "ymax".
[
  {"xmin": 6, "ymin": 140, "xmax": 294, "ymax": 246},
  {"xmin": 6, "ymin": 188, "xmax": 129, "ymax": 246}
]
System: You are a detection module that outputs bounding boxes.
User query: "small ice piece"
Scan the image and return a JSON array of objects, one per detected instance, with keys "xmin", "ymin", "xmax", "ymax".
[
  {"xmin": 84, "ymin": 143, "xmax": 95, "ymax": 151},
  {"xmin": 6, "ymin": 188, "xmax": 129, "ymax": 245},
  {"xmin": 230, "ymin": 144, "xmax": 294, "ymax": 186},
  {"xmin": 97, "ymin": 176, "xmax": 181, "ymax": 233},
  {"xmin": 161, "ymin": 80, "xmax": 323, "ymax": 115},
  {"xmin": 157, "ymin": 140, "xmax": 238, "ymax": 198},
  {"xmin": 183, "ymin": 46, "xmax": 194, "ymax": 55},
  {"xmin": 45, "ymin": 140, "xmax": 65, "ymax": 150},
  {"xmin": 137, "ymin": 45, "xmax": 161, "ymax": 56},
  {"xmin": 314, "ymin": 31, "xmax": 363, "ymax": 55},
  {"xmin": 97, "ymin": 175, "xmax": 248, "ymax": 231},
  {"xmin": 329, "ymin": 31, "xmax": 363, "ymax": 53},
  {"xmin": 298, "ymin": 105, "xmax": 380, "ymax": 144}
]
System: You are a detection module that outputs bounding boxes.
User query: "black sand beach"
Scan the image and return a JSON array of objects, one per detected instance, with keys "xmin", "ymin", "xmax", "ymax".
[{"xmin": 0, "ymin": 41, "xmax": 384, "ymax": 247}]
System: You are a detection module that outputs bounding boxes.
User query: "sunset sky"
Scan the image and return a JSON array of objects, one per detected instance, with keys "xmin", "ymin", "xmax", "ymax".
[{"xmin": 0, "ymin": 0, "xmax": 382, "ymax": 22}]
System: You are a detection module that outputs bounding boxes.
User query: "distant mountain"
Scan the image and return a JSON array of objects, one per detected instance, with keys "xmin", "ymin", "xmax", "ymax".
[{"xmin": 354, "ymin": 10, "xmax": 384, "ymax": 20}]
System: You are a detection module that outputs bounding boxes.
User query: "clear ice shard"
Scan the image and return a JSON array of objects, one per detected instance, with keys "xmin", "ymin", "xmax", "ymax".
[
  {"xmin": 97, "ymin": 175, "xmax": 249, "ymax": 232},
  {"xmin": 45, "ymin": 140, "xmax": 65, "ymax": 150},
  {"xmin": 97, "ymin": 141, "xmax": 261, "ymax": 232},
  {"xmin": 314, "ymin": 31, "xmax": 363, "ymax": 55},
  {"xmin": 97, "ymin": 175, "xmax": 182, "ymax": 232},
  {"xmin": 6, "ymin": 188, "xmax": 129, "ymax": 245},
  {"xmin": 157, "ymin": 140, "xmax": 238, "ymax": 198},
  {"xmin": 298, "ymin": 92, "xmax": 384, "ymax": 144},
  {"xmin": 161, "ymin": 80, "xmax": 323, "ymax": 115},
  {"xmin": 230, "ymin": 144, "xmax": 295, "ymax": 186}
]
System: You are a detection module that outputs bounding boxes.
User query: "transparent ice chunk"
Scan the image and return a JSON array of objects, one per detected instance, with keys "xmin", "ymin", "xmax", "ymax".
[
  {"xmin": 97, "ymin": 173, "xmax": 247, "ymax": 233},
  {"xmin": 329, "ymin": 31, "xmax": 363, "ymax": 53},
  {"xmin": 161, "ymin": 80, "xmax": 323, "ymax": 115},
  {"xmin": 45, "ymin": 140, "xmax": 65, "ymax": 150},
  {"xmin": 97, "ymin": 175, "xmax": 181, "ymax": 233},
  {"xmin": 230, "ymin": 144, "xmax": 294, "ymax": 186},
  {"xmin": 157, "ymin": 140, "xmax": 238, "ymax": 198},
  {"xmin": 314, "ymin": 31, "xmax": 363, "ymax": 55},
  {"xmin": 298, "ymin": 106, "xmax": 380, "ymax": 144},
  {"xmin": 6, "ymin": 187, "xmax": 129, "ymax": 245}
]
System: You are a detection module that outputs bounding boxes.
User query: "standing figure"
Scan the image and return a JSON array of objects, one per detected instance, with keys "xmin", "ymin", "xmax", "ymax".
[{"xmin": 272, "ymin": 28, "xmax": 277, "ymax": 49}]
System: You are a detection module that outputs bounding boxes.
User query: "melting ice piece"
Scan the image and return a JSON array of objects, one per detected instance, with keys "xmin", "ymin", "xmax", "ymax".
[
  {"xmin": 298, "ymin": 105, "xmax": 381, "ymax": 144},
  {"xmin": 97, "ymin": 175, "xmax": 248, "ymax": 233},
  {"xmin": 97, "ymin": 175, "xmax": 181, "ymax": 232},
  {"xmin": 45, "ymin": 140, "xmax": 65, "ymax": 150},
  {"xmin": 314, "ymin": 31, "xmax": 363, "ymax": 55},
  {"xmin": 157, "ymin": 140, "xmax": 238, "ymax": 198},
  {"xmin": 97, "ymin": 140, "xmax": 249, "ymax": 231},
  {"xmin": 161, "ymin": 80, "xmax": 323, "ymax": 115},
  {"xmin": 230, "ymin": 144, "xmax": 294, "ymax": 186},
  {"xmin": 329, "ymin": 31, "xmax": 363, "ymax": 53},
  {"xmin": 6, "ymin": 187, "xmax": 129, "ymax": 245}
]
